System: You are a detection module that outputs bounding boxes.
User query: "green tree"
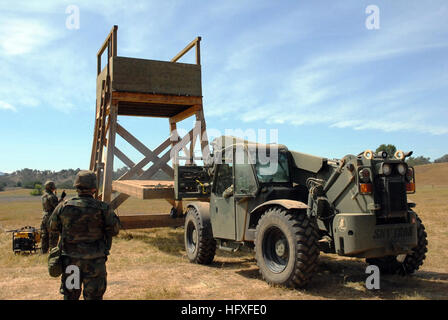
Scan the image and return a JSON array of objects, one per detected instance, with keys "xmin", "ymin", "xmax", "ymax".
[
  {"xmin": 30, "ymin": 183, "xmax": 43, "ymax": 196},
  {"xmin": 406, "ymin": 156, "xmax": 431, "ymax": 166},
  {"xmin": 375, "ymin": 144, "xmax": 397, "ymax": 158}
]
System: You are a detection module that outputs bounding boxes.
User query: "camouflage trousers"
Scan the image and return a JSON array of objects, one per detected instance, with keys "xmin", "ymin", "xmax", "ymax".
[
  {"xmin": 41, "ymin": 213, "xmax": 59, "ymax": 253},
  {"xmin": 60, "ymin": 256, "xmax": 107, "ymax": 300}
]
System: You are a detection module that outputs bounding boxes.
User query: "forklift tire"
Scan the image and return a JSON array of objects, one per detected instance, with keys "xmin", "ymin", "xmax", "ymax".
[
  {"xmin": 255, "ymin": 207, "xmax": 320, "ymax": 288},
  {"xmin": 366, "ymin": 214, "xmax": 428, "ymax": 275},
  {"xmin": 184, "ymin": 206, "xmax": 216, "ymax": 265}
]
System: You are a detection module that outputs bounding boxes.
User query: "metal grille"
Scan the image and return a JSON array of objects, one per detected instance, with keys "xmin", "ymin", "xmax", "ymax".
[{"xmin": 388, "ymin": 180, "xmax": 407, "ymax": 212}]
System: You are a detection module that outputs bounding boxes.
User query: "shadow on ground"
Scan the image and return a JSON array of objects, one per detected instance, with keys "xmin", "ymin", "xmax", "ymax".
[{"xmin": 118, "ymin": 230, "xmax": 448, "ymax": 299}]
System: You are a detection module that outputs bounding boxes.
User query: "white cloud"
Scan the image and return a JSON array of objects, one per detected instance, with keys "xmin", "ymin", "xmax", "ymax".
[
  {"xmin": 0, "ymin": 101, "xmax": 17, "ymax": 112},
  {"xmin": 203, "ymin": 2, "xmax": 448, "ymax": 136},
  {"xmin": 0, "ymin": 18, "xmax": 62, "ymax": 55}
]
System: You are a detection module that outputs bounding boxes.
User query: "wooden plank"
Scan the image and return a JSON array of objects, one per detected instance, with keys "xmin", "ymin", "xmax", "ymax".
[
  {"xmin": 117, "ymin": 103, "xmax": 188, "ymax": 118},
  {"xmin": 119, "ymin": 214, "xmax": 184, "ymax": 229},
  {"xmin": 112, "ymin": 180, "xmax": 174, "ymax": 200},
  {"xmin": 112, "ymin": 91, "xmax": 202, "ymax": 106},
  {"xmin": 169, "ymin": 105, "xmax": 201, "ymax": 124},
  {"xmin": 171, "ymin": 37, "xmax": 201, "ymax": 63}
]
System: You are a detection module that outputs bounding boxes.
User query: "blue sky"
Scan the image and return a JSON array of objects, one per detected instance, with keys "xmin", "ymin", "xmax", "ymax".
[{"xmin": 0, "ymin": 0, "xmax": 447, "ymax": 173}]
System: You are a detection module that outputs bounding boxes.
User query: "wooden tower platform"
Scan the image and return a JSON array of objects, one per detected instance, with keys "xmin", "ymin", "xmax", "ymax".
[{"xmin": 89, "ymin": 26, "xmax": 211, "ymax": 229}]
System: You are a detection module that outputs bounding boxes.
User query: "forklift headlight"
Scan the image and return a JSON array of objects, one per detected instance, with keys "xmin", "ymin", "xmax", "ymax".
[
  {"xmin": 382, "ymin": 163, "xmax": 392, "ymax": 176},
  {"xmin": 397, "ymin": 163, "xmax": 407, "ymax": 176}
]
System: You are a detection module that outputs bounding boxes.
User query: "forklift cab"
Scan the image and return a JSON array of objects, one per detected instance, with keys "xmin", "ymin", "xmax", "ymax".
[{"xmin": 209, "ymin": 143, "xmax": 290, "ymax": 241}]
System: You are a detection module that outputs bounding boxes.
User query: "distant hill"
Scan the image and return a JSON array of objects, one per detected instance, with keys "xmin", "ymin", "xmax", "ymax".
[{"xmin": 414, "ymin": 162, "xmax": 448, "ymax": 186}]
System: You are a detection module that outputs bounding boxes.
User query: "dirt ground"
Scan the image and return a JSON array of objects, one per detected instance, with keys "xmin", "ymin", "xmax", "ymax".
[{"xmin": 0, "ymin": 182, "xmax": 447, "ymax": 300}]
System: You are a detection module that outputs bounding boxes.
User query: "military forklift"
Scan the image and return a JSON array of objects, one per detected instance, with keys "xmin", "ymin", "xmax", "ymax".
[{"xmin": 178, "ymin": 136, "xmax": 427, "ymax": 288}]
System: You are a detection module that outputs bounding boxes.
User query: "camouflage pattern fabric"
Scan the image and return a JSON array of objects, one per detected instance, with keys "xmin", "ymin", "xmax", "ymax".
[
  {"xmin": 49, "ymin": 193, "xmax": 120, "ymax": 300},
  {"xmin": 60, "ymin": 256, "xmax": 107, "ymax": 300},
  {"xmin": 41, "ymin": 190, "xmax": 60, "ymax": 253}
]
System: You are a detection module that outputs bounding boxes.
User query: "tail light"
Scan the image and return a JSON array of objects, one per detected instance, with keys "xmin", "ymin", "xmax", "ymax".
[
  {"xmin": 405, "ymin": 167, "xmax": 416, "ymax": 194},
  {"xmin": 406, "ymin": 182, "xmax": 416, "ymax": 193},
  {"xmin": 360, "ymin": 183, "xmax": 373, "ymax": 194},
  {"xmin": 358, "ymin": 168, "xmax": 372, "ymax": 194}
]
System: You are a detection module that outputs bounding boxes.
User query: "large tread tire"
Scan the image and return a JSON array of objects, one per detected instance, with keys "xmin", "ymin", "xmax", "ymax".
[
  {"xmin": 366, "ymin": 215, "xmax": 428, "ymax": 275},
  {"xmin": 255, "ymin": 207, "xmax": 320, "ymax": 288},
  {"xmin": 184, "ymin": 206, "xmax": 216, "ymax": 265}
]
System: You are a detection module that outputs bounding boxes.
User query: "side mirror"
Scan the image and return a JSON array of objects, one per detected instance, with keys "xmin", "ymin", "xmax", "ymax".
[{"xmin": 222, "ymin": 185, "xmax": 234, "ymax": 199}]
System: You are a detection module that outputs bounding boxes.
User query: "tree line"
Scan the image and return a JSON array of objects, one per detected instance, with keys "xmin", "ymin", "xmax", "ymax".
[
  {"xmin": 375, "ymin": 144, "xmax": 447, "ymax": 166},
  {"xmin": 0, "ymin": 167, "xmax": 171, "ymax": 192}
]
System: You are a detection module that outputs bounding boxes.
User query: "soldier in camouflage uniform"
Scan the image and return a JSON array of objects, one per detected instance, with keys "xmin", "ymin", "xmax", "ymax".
[
  {"xmin": 41, "ymin": 181, "xmax": 66, "ymax": 253},
  {"xmin": 49, "ymin": 171, "xmax": 120, "ymax": 300}
]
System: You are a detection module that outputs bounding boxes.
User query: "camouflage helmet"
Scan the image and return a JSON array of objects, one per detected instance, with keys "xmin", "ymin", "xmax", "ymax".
[
  {"xmin": 74, "ymin": 170, "xmax": 97, "ymax": 189},
  {"xmin": 44, "ymin": 181, "xmax": 56, "ymax": 191}
]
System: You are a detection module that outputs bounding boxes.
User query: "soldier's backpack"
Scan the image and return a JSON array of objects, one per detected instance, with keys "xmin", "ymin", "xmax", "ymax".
[{"xmin": 48, "ymin": 243, "xmax": 63, "ymax": 277}]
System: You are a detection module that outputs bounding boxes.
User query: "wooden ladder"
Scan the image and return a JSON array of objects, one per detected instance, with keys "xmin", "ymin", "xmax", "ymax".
[{"xmin": 90, "ymin": 76, "xmax": 110, "ymax": 198}]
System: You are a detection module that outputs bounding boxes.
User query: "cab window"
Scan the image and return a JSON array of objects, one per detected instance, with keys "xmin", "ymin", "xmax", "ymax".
[
  {"xmin": 234, "ymin": 148, "xmax": 258, "ymax": 195},
  {"xmin": 213, "ymin": 152, "xmax": 233, "ymax": 196},
  {"xmin": 252, "ymin": 150, "xmax": 290, "ymax": 183}
]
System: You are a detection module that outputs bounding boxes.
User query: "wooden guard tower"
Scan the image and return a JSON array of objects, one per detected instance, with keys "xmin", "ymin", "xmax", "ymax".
[{"xmin": 90, "ymin": 26, "xmax": 211, "ymax": 228}]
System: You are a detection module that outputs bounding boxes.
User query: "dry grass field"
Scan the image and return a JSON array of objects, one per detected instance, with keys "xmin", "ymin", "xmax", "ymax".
[{"xmin": 0, "ymin": 164, "xmax": 447, "ymax": 300}]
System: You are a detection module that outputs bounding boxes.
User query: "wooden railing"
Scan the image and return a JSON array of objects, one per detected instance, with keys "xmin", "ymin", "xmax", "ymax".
[
  {"xmin": 97, "ymin": 25, "xmax": 118, "ymax": 75},
  {"xmin": 171, "ymin": 36, "xmax": 201, "ymax": 65}
]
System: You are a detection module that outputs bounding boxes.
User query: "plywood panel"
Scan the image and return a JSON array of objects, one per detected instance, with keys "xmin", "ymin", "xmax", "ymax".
[{"xmin": 111, "ymin": 57, "xmax": 202, "ymax": 96}]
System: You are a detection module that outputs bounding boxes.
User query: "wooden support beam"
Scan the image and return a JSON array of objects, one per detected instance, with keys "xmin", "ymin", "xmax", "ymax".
[
  {"xmin": 114, "ymin": 147, "xmax": 144, "ymax": 176},
  {"xmin": 196, "ymin": 37, "xmax": 201, "ymax": 65},
  {"xmin": 119, "ymin": 214, "xmax": 184, "ymax": 229},
  {"xmin": 169, "ymin": 105, "xmax": 201, "ymax": 124},
  {"xmin": 139, "ymin": 149, "xmax": 173, "ymax": 180},
  {"xmin": 169, "ymin": 122, "xmax": 192, "ymax": 164},
  {"xmin": 112, "ymin": 91, "xmax": 202, "ymax": 106},
  {"xmin": 116, "ymin": 124, "xmax": 174, "ymax": 177},
  {"xmin": 197, "ymin": 109, "xmax": 212, "ymax": 165},
  {"xmin": 110, "ymin": 193, "xmax": 130, "ymax": 210},
  {"xmin": 102, "ymin": 103, "xmax": 118, "ymax": 202},
  {"xmin": 117, "ymin": 137, "xmax": 172, "ymax": 181}
]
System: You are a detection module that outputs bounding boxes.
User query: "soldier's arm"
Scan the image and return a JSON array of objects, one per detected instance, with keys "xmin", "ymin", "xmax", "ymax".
[
  {"xmin": 104, "ymin": 205, "xmax": 120, "ymax": 237},
  {"xmin": 50, "ymin": 194, "xmax": 60, "ymax": 211},
  {"xmin": 49, "ymin": 202, "xmax": 63, "ymax": 233}
]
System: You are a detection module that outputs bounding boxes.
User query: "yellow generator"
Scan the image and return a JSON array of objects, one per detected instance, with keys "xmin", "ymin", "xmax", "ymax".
[{"xmin": 9, "ymin": 226, "xmax": 41, "ymax": 254}]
